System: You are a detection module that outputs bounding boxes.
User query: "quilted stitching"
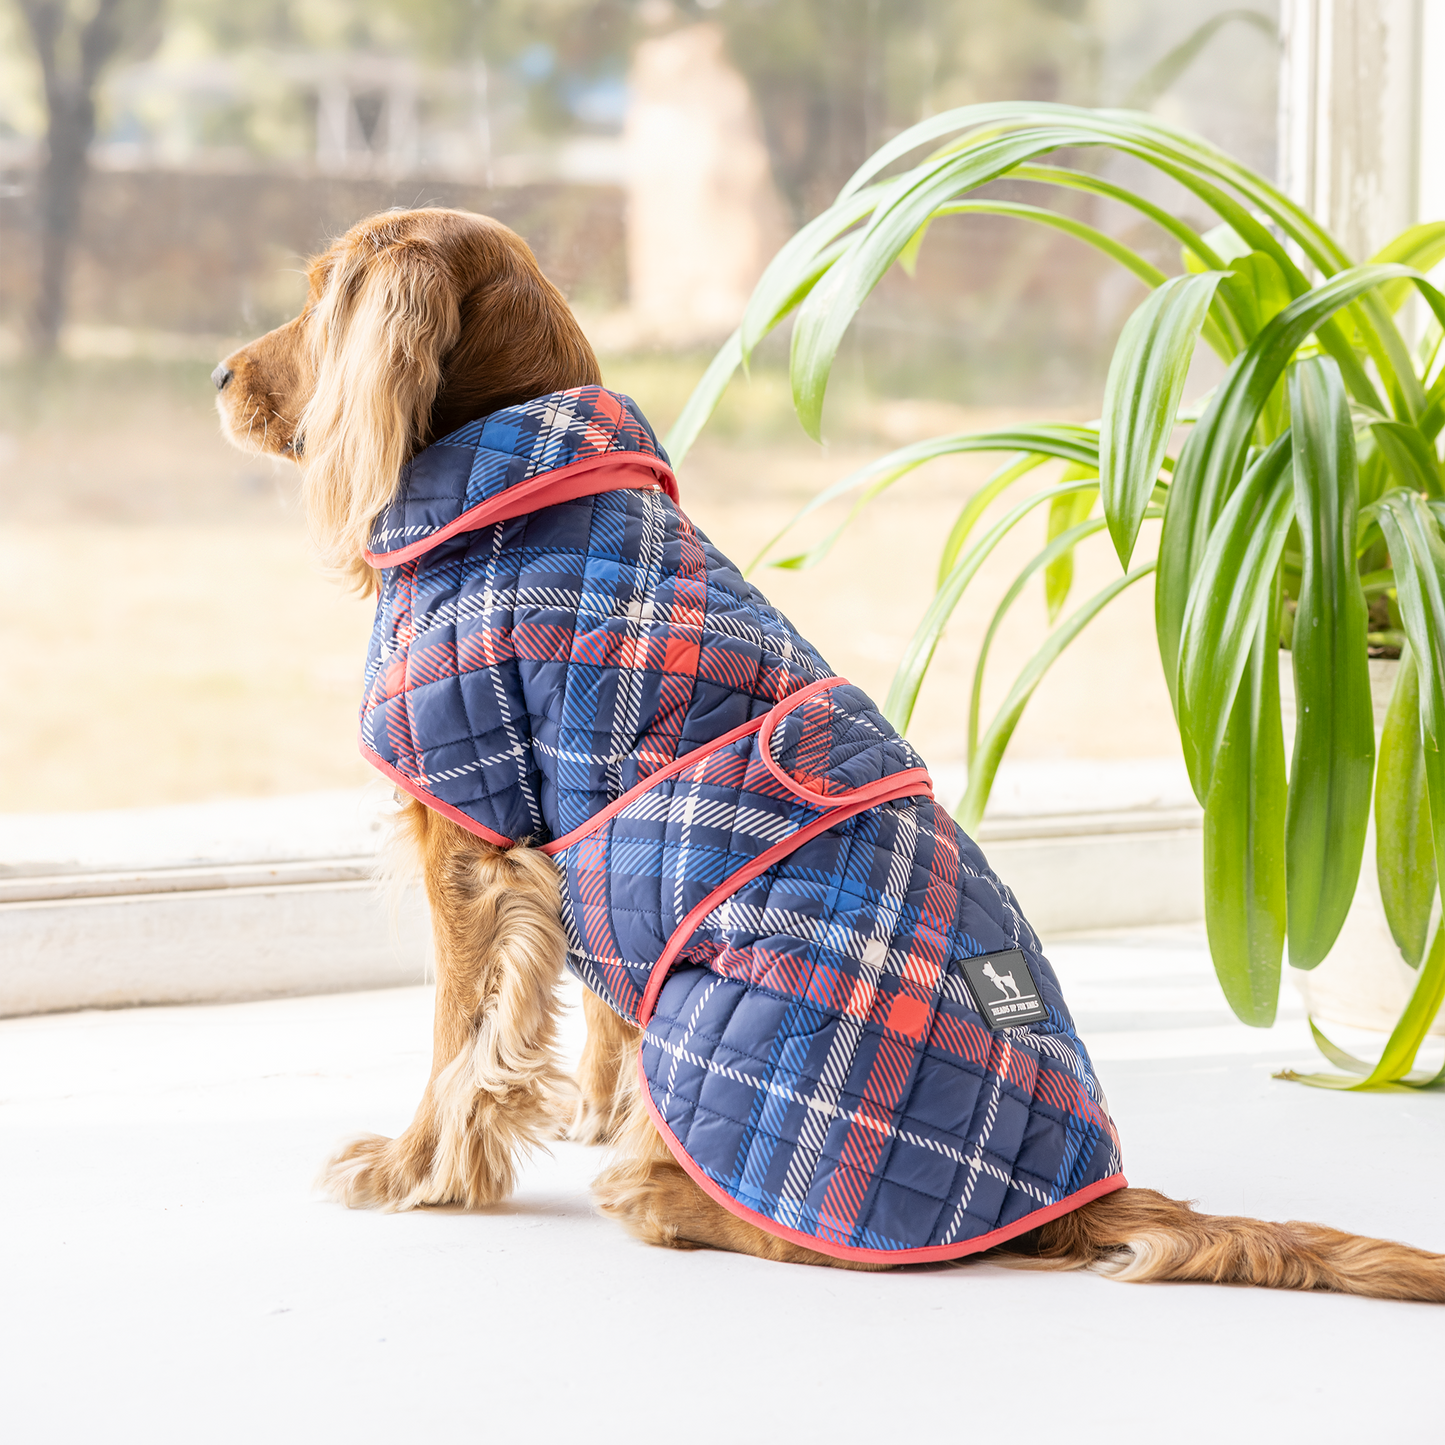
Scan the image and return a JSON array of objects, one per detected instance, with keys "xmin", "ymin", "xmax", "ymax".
[{"xmin": 360, "ymin": 386, "xmax": 1123, "ymax": 1260}]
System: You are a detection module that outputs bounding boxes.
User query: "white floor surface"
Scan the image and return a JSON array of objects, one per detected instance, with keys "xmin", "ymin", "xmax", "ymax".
[{"xmin": 4, "ymin": 925, "xmax": 1444, "ymax": 1443}]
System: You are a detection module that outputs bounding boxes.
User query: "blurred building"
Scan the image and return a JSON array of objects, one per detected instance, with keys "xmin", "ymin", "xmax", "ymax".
[{"xmin": 0, "ymin": 0, "xmax": 1284, "ymax": 383}]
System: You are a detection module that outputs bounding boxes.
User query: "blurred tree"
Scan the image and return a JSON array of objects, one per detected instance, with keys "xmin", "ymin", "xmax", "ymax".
[
  {"xmin": 379, "ymin": 0, "xmax": 637, "ymax": 137},
  {"xmin": 395, "ymin": 0, "xmax": 1101, "ymax": 223},
  {"xmin": 15, "ymin": 0, "xmax": 163, "ymax": 353},
  {"xmin": 701, "ymin": 0, "xmax": 1101, "ymax": 224}
]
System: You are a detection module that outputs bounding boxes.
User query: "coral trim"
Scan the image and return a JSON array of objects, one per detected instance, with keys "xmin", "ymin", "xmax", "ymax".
[
  {"xmin": 637, "ymin": 772, "xmax": 933, "ymax": 1027},
  {"xmin": 638, "ymin": 1057, "xmax": 1128, "ymax": 1263},
  {"xmin": 539, "ymin": 711, "xmax": 779, "ymax": 856},
  {"xmin": 360, "ymin": 741, "xmax": 515, "ymax": 848},
  {"xmin": 364, "ymin": 453, "xmax": 679, "ymax": 566},
  {"xmin": 755, "ymin": 676, "xmax": 932, "ymax": 808}
]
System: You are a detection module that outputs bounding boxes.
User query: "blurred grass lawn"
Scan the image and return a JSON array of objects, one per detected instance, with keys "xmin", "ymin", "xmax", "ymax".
[{"xmin": 0, "ymin": 353, "xmax": 1181, "ymax": 812}]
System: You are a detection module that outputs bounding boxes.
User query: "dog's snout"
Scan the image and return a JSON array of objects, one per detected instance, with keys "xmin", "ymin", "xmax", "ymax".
[{"xmin": 211, "ymin": 364, "xmax": 234, "ymax": 391}]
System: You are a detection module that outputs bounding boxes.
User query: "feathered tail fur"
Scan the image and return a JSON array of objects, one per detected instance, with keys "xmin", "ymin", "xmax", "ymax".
[{"xmin": 990, "ymin": 1186, "xmax": 1445, "ymax": 1301}]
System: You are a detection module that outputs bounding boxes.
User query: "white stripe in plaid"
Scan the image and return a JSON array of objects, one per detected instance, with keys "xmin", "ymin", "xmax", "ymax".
[
  {"xmin": 940, "ymin": 1039, "xmax": 1010, "ymax": 1244},
  {"xmin": 479, "ymin": 524, "xmax": 542, "ymax": 832}
]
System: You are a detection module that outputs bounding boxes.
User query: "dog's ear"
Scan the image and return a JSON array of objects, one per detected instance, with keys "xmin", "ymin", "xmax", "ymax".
[{"xmin": 299, "ymin": 223, "xmax": 462, "ymax": 591}]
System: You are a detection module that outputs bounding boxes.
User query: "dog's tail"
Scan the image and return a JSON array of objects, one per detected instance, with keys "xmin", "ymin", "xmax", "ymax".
[{"xmin": 990, "ymin": 1187, "xmax": 1445, "ymax": 1301}]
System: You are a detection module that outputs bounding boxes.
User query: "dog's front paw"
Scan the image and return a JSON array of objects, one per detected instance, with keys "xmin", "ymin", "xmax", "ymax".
[
  {"xmin": 565, "ymin": 1096, "xmax": 616, "ymax": 1147},
  {"xmin": 318, "ymin": 1132, "xmax": 434, "ymax": 1212}
]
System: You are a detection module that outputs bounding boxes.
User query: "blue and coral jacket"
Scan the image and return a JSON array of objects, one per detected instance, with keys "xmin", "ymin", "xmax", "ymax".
[{"xmin": 361, "ymin": 386, "xmax": 1124, "ymax": 1263}]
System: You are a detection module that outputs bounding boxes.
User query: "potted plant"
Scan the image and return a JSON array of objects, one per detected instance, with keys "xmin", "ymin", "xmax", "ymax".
[{"xmin": 666, "ymin": 103, "xmax": 1445, "ymax": 1091}]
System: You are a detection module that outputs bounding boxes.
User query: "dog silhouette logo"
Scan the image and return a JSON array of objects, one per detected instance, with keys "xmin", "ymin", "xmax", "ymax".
[
  {"xmin": 981, "ymin": 960, "xmax": 1023, "ymax": 1001},
  {"xmin": 960, "ymin": 949, "xmax": 1049, "ymax": 1030}
]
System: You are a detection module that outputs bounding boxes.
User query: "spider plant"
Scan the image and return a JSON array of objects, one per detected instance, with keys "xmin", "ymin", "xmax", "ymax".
[{"xmin": 663, "ymin": 103, "xmax": 1445, "ymax": 1090}]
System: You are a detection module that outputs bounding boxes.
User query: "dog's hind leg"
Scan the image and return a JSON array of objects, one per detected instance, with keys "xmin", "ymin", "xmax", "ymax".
[
  {"xmin": 319, "ymin": 799, "xmax": 575, "ymax": 1211},
  {"xmin": 568, "ymin": 989, "xmax": 639, "ymax": 1145},
  {"xmin": 590, "ymin": 1057, "xmax": 888, "ymax": 1271}
]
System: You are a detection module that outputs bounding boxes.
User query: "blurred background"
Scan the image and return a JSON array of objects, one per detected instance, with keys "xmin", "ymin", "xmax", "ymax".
[{"xmin": 0, "ymin": 0, "xmax": 1282, "ymax": 812}]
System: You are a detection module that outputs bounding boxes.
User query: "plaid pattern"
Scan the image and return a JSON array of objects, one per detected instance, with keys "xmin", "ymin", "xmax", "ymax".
[
  {"xmin": 362, "ymin": 389, "xmax": 831, "ymax": 840},
  {"xmin": 361, "ymin": 387, "xmax": 1122, "ymax": 1260},
  {"xmin": 556, "ymin": 723, "xmax": 1120, "ymax": 1255},
  {"xmin": 369, "ymin": 387, "xmax": 666, "ymax": 552}
]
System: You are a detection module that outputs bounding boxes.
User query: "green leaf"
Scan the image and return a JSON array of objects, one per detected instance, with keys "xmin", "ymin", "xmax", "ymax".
[
  {"xmin": 1281, "ymin": 922, "xmax": 1445, "ymax": 1089},
  {"xmin": 1202, "ymin": 598, "xmax": 1287, "ymax": 1026},
  {"xmin": 1176, "ymin": 433, "xmax": 1294, "ymax": 801},
  {"xmin": 1013, "ymin": 162, "xmax": 1230, "ymax": 271},
  {"xmin": 969, "ymin": 511, "xmax": 1126, "ymax": 761},
  {"xmin": 1419, "ymin": 365, "xmax": 1445, "ymax": 442},
  {"xmin": 792, "ymin": 128, "xmax": 1086, "ymax": 438},
  {"xmin": 802, "ymin": 106, "xmax": 1432, "ymax": 441},
  {"xmin": 956, "ymin": 564, "xmax": 1156, "ymax": 834},
  {"xmin": 1219, "ymin": 249, "xmax": 1294, "ymax": 336},
  {"xmin": 1370, "ymin": 221, "xmax": 1445, "ymax": 315},
  {"xmin": 1307, "ymin": 1018, "xmax": 1375, "ymax": 1074},
  {"xmin": 1043, "ymin": 478, "xmax": 1098, "ymax": 622},
  {"xmin": 884, "ymin": 475, "xmax": 1102, "ymax": 734},
  {"xmin": 1156, "ymin": 262, "xmax": 1445, "ymax": 714},
  {"xmin": 1373, "ymin": 491, "xmax": 1445, "ymax": 910},
  {"xmin": 834, "ymin": 103, "xmax": 1343, "ymax": 282},
  {"xmin": 1100, "ymin": 271, "xmax": 1225, "ymax": 569},
  {"xmin": 748, "ymin": 424, "xmax": 1099, "ymax": 575},
  {"xmin": 1219, "ymin": 252, "xmax": 1294, "ymax": 437},
  {"xmin": 1360, "ymin": 919, "xmax": 1445, "ymax": 1081},
  {"xmin": 1285, "ymin": 357, "xmax": 1375, "ymax": 969},
  {"xmin": 897, "ymin": 216, "xmax": 932, "ymax": 276},
  {"xmin": 667, "ymin": 205, "xmax": 891, "ymax": 465},
  {"xmin": 1375, "ymin": 647, "xmax": 1438, "ymax": 967},
  {"xmin": 662, "ymin": 328, "xmax": 742, "ymax": 468},
  {"xmin": 740, "ymin": 186, "xmax": 885, "ymax": 361},
  {"xmin": 1368, "ymin": 419, "xmax": 1445, "ymax": 500},
  {"xmin": 1355, "ymin": 426, "xmax": 1393, "ymax": 509},
  {"xmin": 932, "ymin": 199, "xmax": 1170, "ymax": 292},
  {"xmin": 1198, "ymin": 220, "xmax": 1254, "ymax": 264},
  {"xmin": 936, "ymin": 453, "xmax": 1050, "ymax": 585},
  {"xmin": 835, "ymin": 106, "xmax": 1441, "ymax": 429},
  {"xmin": 811, "ymin": 110, "xmax": 1331, "ymax": 435}
]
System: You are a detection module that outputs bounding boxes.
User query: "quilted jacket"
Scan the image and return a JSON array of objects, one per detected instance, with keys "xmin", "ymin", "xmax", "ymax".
[{"xmin": 360, "ymin": 385, "xmax": 1124, "ymax": 1263}]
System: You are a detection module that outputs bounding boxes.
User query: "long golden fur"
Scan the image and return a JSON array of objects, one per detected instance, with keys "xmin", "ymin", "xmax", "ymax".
[{"xmin": 216, "ymin": 207, "xmax": 1445, "ymax": 1302}]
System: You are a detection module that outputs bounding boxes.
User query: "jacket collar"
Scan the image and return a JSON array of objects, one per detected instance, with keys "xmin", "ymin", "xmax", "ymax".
[{"xmin": 366, "ymin": 386, "xmax": 669, "ymax": 563}]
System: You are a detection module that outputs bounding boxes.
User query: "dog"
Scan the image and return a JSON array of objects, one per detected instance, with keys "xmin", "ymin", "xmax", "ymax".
[
  {"xmin": 982, "ymin": 961, "xmax": 1023, "ymax": 1002},
  {"xmin": 214, "ymin": 206, "xmax": 1444, "ymax": 1297}
]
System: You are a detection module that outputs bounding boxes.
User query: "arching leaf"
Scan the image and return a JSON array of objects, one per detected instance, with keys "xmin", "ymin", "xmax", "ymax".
[
  {"xmin": 1100, "ymin": 270, "xmax": 1224, "ymax": 568},
  {"xmin": 1044, "ymin": 480, "xmax": 1098, "ymax": 622},
  {"xmin": 884, "ymin": 476, "xmax": 1101, "ymax": 734},
  {"xmin": 1203, "ymin": 594, "xmax": 1287, "ymax": 1027},
  {"xmin": 662, "ymin": 329, "xmax": 742, "ymax": 467},
  {"xmin": 750, "ymin": 425, "xmax": 1098, "ymax": 574},
  {"xmin": 1285, "ymin": 358, "xmax": 1375, "ymax": 970},
  {"xmin": 1375, "ymin": 648, "xmax": 1437, "ymax": 967},
  {"xmin": 1156, "ymin": 263, "xmax": 1445, "ymax": 713},
  {"xmin": 955, "ymin": 564, "xmax": 1156, "ymax": 834},
  {"xmin": 1177, "ymin": 433, "xmax": 1294, "ymax": 801},
  {"xmin": 1373, "ymin": 491, "xmax": 1445, "ymax": 907}
]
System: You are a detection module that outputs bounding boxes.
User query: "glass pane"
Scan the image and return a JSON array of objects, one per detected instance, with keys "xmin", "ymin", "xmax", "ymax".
[{"xmin": 0, "ymin": 1, "xmax": 1280, "ymax": 810}]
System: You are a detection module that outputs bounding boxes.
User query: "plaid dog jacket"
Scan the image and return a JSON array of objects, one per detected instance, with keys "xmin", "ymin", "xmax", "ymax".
[{"xmin": 361, "ymin": 386, "xmax": 1125, "ymax": 1262}]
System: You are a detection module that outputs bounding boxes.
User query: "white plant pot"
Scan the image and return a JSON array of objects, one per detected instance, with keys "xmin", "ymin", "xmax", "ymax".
[{"xmin": 1279, "ymin": 655, "xmax": 1445, "ymax": 1036}]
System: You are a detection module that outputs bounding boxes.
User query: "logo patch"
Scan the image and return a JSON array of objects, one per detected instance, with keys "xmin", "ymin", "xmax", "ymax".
[{"xmin": 959, "ymin": 949, "xmax": 1049, "ymax": 1030}]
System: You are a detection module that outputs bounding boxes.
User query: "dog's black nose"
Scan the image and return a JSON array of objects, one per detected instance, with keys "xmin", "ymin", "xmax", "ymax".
[{"xmin": 211, "ymin": 364, "xmax": 234, "ymax": 391}]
